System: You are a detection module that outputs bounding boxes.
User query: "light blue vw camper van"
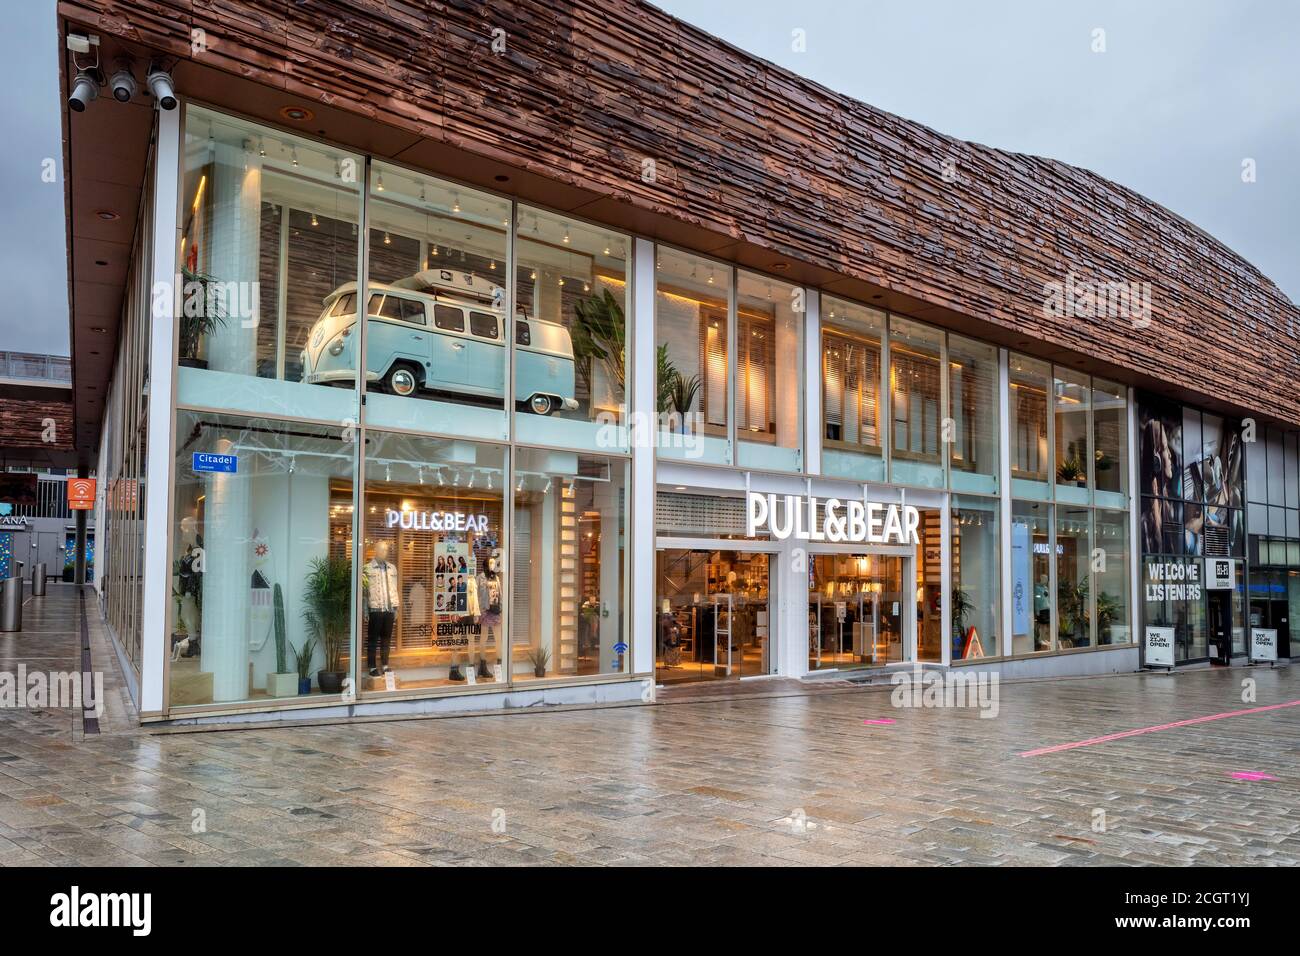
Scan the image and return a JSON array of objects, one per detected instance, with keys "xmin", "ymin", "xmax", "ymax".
[{"xmin": 301, "ymin": 268, "xmax": 579, "ymax": 415}]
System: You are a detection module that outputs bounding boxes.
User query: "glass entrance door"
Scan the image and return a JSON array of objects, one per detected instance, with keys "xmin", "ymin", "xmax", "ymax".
[
  {"xmin": 656, "ymin": 549, "xmax": 771, "ymax": 684},
  {"xmin": 809, "ymin": 554, "xmax": 904, "ymax": 669}
]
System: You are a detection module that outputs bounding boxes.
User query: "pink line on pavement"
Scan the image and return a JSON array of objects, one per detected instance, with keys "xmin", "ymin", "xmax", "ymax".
[
  {"xmin": 1018, "ymin": 699, "xmax": 1300, "ymax": 757},
  {"xmin": 863, "ymin": 718, "xmax": 896, "ymax": 725},
  {"xmin": 1229, "ymin": 771, "xmax": 1278, "ymax": 782}
]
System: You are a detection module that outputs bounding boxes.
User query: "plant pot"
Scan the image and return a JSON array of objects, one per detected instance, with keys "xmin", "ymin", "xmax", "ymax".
[
  {"xmin": 317, "ymin": 670, "xmax": 347, "ymax": 694},
  {"xmin": 266, "ymin": 672, "xmax": 298, "ymax": 698},
  {"xmin": 533, "ymin": 666, "xmax": 547, "ymax": 679},
  {"xmin": 298, "ymin": 677, "xmax": 313, "ymax": 695},
  {"xmin": 179, "ymin": 357, "xmax": 208, "ymax": 369}
]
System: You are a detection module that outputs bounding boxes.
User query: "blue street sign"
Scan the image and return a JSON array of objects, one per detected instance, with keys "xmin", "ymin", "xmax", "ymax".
[{"xmin": 193, "ymin": 452, "xmax": 238, "ymax": 473}]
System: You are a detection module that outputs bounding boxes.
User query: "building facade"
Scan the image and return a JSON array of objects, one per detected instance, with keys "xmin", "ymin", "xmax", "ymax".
[{"xmin": 57, "ymin": 0, "xmax": 1298, "ymax": 725}]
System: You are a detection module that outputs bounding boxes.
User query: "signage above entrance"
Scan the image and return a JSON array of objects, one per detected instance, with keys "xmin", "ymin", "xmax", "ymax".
[
  {"xmin": 1206, "ymin": 557, "xmax": 1235, "ymax": 590},
  {"xmin": 386, "ymin": 508, "xmax": 489, "ymax": 533},
  {"xmin": 745, "ymin": 492, "xmax": 920, "ymax": 545}
]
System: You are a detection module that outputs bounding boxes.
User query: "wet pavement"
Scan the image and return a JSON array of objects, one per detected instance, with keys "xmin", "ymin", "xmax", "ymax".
[{"xmin": 0, "ymin": 585, "xmax": 1296, "ymax": 866}]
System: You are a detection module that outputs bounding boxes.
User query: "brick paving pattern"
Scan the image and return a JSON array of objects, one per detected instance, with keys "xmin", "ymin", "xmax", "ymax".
[{"xmin": 0, "ymin": 586, "xmax": 1295, "ymax": 866}]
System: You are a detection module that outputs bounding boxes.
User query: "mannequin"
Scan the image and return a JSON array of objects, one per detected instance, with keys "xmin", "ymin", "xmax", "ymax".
[
  {"xmin": 364, "ymin": 540, "xmax": 399, "ymax": 678},
  {"xmin": 472, "ymin": 549, "xmax": 503, "ymax": 680}
]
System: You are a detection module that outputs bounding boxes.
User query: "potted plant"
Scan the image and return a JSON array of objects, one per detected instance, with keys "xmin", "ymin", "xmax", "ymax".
[
  {"xmin": 178, "ymin": 267, "xmax": 229, "ymax": 369},
  {"xmin": 1056, "ymin": 453, "xmax": 1086, "ymax": 487},
  {"xmin": 950, "ymin": 587, "xmax": 972, "ymax": 656},
  {"xmin": 290, "ymin": 636, "xmax": 317, "ymax": 695},
  {"xmin": 302, "ymin": 556, "xmax": 351, "ymax": 694},
  {"xmin": 656, "ymin": 344, "xmax": 678, "ymax": 415},
  {"xmin": 571, "ymin": 289, "xmax": 626, "ymax": 402},
  {"xmin": 266, "ymin": 583, "xmax": 299, "ymax": 697},
  {"xmin": 527, "ymin": 644, "xmax": 551, "ymax": 679}
]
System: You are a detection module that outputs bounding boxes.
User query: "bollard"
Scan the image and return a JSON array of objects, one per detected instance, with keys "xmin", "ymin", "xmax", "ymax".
[
  {"xmin": 31, "ymin": 563, "xmax": 47, "ymax": 597},
  {"xmin": 0, "ymin": 577, "xmax": 21, "ymax": 632}
]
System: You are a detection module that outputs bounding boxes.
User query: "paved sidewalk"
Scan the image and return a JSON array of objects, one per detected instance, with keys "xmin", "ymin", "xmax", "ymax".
[{"xmin": 0, "ymin": 587, "xmax": 1296, "ymax": 866}]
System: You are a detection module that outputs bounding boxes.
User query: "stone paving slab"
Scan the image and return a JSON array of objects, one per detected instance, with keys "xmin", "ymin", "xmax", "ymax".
[{"xmin": 0, "ymin": 586, "xmax": 1297, "ymax": 866}]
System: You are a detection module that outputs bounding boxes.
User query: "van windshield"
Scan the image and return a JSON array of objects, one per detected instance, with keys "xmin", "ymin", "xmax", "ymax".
[{"xmin": 329, "ymin": 292, "xmax": 356, "ymax": 317}]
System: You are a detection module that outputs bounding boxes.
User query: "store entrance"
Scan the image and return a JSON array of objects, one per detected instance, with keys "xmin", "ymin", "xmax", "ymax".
[
  {"xmin": 655, "ymin": 549, "xmax": 772, "ymax": 684},
  {"xmin": 808, "ymin": 553, "xmax": 906, "ymax": 669},
  {"xmin": 1207, "ymin": 590, "xmax": 1233, "ymax": 665}
]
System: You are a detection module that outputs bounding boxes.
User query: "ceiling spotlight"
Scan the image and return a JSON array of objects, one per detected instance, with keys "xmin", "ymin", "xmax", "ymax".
[
  {"xmin": 108, "ymin": 62, "xmax": 137, "ymax": 102},
  {"xmin": 145, "ymin": 67, "xmax": 177, "ymax": 110},
  {"xmin": 290, "ymin": 147, "xmax": 299, "ymax": 167},
  {"xmin": 68, "ymin": 69, "xmax": 99, "ymax": 113},
  {"xmin": 258, "ymin": 137, "xmax": 266, "ymax": 157}
]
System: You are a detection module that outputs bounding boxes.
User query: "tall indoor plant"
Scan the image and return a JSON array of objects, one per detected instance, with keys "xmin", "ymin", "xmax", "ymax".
[
  {"xmin": 266, "ymin": 582, "xmax": 298, "ymax": 697},
  {"xmin": 571, "ymin": 289, "xmax": 626, "ymax": 402},
  {"xmin": 302, "ymin": 556, "xmax": 351, "ymax": 694},
  {"xmin": 177, "ymin": 267, "xmax": 228, "ymax": 368}
]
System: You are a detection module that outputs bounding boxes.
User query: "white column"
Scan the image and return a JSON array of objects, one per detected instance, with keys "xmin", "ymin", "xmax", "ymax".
[
  {"xmin": 1128, "ymin": 386, "xmax": 1142, "ymax": 659},
  {"xmin": 630, "ymin": 238, "xmax": 656, "ymax": 680},
  {"xmin": 199, "ymin": 436, "xmax": 251, "ymax": 702},
  {"xmin": 139, "ymin": 106, "xmax": 181, "ymax": 715},
  {"xmin": 998, "ymin": 347, "xmax": 1014, "ymax": 657},
  {"xmin": 204, "ymin": 141, "xmax": 261, "ymax": 374},
  {"xmin": 779, "ymin": 538, "xmax": 809, "ymax": 678},
  {"xmin": 940, "ymin": 493, "xmax": 952, "ymax": 666},
  {"xmin": 803, "ymin": 289, "xmax": 821, "ymax": 475}
]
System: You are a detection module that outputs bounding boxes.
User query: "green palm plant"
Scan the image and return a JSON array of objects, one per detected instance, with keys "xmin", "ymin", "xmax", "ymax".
[
  {"xmin": 571, "ymin": 289, "xmax": 626, "ymax": 398},
  {"xmin": 178, "ymin": 267, "xmax": 229, "ymax": 361},
  {"xmin": 656, "ymin": 344, "xmax": 678, "ymax": 414},
  {"xmin": 301, "ymin": 556, "xmax": 351, "ymax": 674}
]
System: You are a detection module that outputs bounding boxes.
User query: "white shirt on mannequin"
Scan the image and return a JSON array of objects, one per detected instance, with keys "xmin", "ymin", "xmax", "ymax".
[{"xmin": 365, "ymin": 557, "xmax": 398, "ymax": 613}]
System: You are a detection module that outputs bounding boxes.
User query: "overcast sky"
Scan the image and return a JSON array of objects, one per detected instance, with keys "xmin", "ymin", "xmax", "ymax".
[{"xmin": 2, "ymin": 1, "xmax": 1296, "ymax": 358}]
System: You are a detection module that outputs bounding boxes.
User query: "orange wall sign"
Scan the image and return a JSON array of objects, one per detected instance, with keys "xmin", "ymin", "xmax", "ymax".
[{"xmin": 67, "ymin": 478, "xmax": 97, "ymax": 511}]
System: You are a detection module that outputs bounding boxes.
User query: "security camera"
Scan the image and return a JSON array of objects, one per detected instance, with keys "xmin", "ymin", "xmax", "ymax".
[
  {"xmin": 109, "ymin": 63, "xmax": 137, "ymax": 102},
  {"xmin": 68, "ymin": 70, "xmax": 98, "ymax": 112},
  {"xmin": 145, "ymin": 67, "xmax": 177, "ymax": 110}
]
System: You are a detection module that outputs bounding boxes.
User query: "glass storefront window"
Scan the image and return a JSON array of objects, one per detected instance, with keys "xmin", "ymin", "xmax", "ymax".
[
  {"xmin": 1009, "ymin": 354, "xmax": 1050, "ymax": 498},
  {"xmin": 821, "ymin": 297, "xmax": 885, "ymax": 481},
  {"xmin": 169, "ymin": 411, "xmax": 357, "ymax": 707},
  {"xmin": 660, "ymin": 550, "xmax": 771, "ymax": 681},
  {"xmin": 808, "ymin": 553, "xmax": 903, "ymax": 669},
  {"xmin": 178, "ymin": 106, "xmax": 363, "ymax": 424},
  {"xmin": 1056, "ymin": 506, "xmax": 1090, "ymax": 647},
  {"xmin": 655, "ymin": 247, "xmax": 732, "ymax": 464},
  {"xmin": 889, "ymin": 318, "xmax": 944, "ymax": 488},
  {"xmin": 947, "ymin": 334, "xmax": 999, "ymax": 494},
  {"xmin": 516, "ymin": 207, "xmax": 629, "ymax": 450},
  {"xmin": 951, "ymin": 496, "xmax": 1000, "ymax": 659},
  {"xmin": 1054, "ymin": 367, "xmax": 1091, "ymax": 503},
  {"xmin": 512, "ymin": 448, "xmax": 627, "ymax": 681},
  {"xmin": 359, "ymin": 432, "xmax": 506, "ymax": 690},
  {"xmin": 1092, "ymin": 378, "xmax": 1127, "ymax": 507},
  {"xmin": 363, "ymin": 162, "xmax": 510, "ymax": 441},
  {"xmin": 917, "ymin": 508, "xmax": 944, "ymax": 661},
  {"xmin": 1182, "ymin": 408, "xmax": 1203, "ymax": 502},
  {"xmin": 1094, "ymin": 509, "xmax": 1130, "ymax": 645},
  {"xmin": 1011, "ymin": 500, "xmax": 1053, "ymax": 654},
  {"xmin": 734, "ymin": 270, "xmax": 802, "ymax": 471}
]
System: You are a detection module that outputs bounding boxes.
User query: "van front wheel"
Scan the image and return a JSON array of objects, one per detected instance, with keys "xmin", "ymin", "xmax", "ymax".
[
  {"xmin": 529, "ymin": 394, "xmax": 556, "ymax": 416},
  {"xmin": 384, "ymin": 364, "xmax": 420, "ymax": 397}
]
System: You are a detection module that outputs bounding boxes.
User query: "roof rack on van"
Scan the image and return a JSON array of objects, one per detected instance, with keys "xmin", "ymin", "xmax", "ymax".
[{"xmin": 391, "ymin": 267, "xmax": 501, "ymax": 306}]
